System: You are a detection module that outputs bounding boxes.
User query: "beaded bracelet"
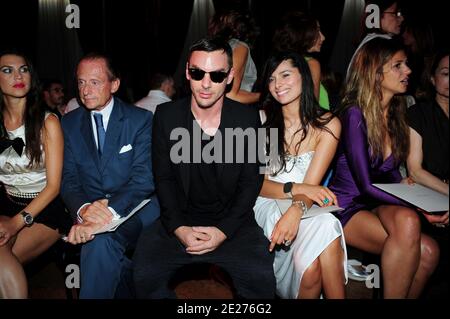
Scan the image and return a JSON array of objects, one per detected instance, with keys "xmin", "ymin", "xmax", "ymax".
[{"xmin": 291, "ymin": 200, "xmax": 308, "ymax": 216}]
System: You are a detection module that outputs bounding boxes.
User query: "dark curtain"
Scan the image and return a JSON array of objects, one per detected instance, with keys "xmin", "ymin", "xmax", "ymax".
[{"xmin": 37, "ymin": 0, "xmax": 83, "ymax": 99}]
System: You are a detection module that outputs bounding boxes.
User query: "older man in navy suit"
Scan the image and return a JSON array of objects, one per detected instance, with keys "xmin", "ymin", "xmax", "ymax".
[{"xmin": 61, "ymin": 53, "xmax": 159, "ymax": 299}]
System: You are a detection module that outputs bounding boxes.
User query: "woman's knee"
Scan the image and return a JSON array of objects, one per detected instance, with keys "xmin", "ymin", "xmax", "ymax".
[
  {"xmin": 0, "ymin": 246, "xmax": 26, "ymax": 294},
  {"xmin": 391, "ymin": 208, "xmax": 421, "ymax": 243},
  {"xmin": 301, "ymin": 259, "xmax": 321, "ymax": 289},
  {"xmin": 0, "ymin": 251, "xmax": 12, "ymax": 276},
  {"xmin": 0, "ymin": 244, "xmax": 18, "ymax": 271}
]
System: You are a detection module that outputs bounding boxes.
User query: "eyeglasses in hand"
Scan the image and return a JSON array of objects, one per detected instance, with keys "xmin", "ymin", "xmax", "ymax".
[{"xmin": 384, "ymin": 11, "xmax": 402, "ymax": 17}]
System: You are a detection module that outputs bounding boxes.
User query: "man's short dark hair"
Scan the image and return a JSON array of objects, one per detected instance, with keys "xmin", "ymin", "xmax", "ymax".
[
  {"xmin": 149, "ymin": 73, "xmax": 172, "ymax": 90},
  {"xmin": 41, "ymin": 78, "xmax": 63, "ymax": 92},
  {"xmin": 78, "ymin": 52, "xmax": 120, "ymax": 81},
  {"xmin": 188, "ymin": 37, "xmax": 233, "ymax": 69}
]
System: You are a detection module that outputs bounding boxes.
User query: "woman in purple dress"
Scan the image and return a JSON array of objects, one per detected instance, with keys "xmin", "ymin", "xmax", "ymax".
[{"xmin": 328, "ymin": 38, "xmax": 440, "ymax": 298}]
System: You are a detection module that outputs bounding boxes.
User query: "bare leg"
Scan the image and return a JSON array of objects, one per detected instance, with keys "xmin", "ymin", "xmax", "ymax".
[
  {"xmin": 344, "ymin": 210, "xmax": 395, "ymax": 297},
  {"xmin": 12, "ymin": 223, "xmax": 60, "ymax": 264},
  {"xmin": 376, "ymin": 205, "xmax": 437, "ymax": 298},
  {"xmin": 343, "ymin": 211, "xmax": 387, "ymax": 255},
  {"xmin": 319, "ymin": 237, "xmax": 345, "ymax": 299},
  {"xmin": 406, "ymin": 234, "xmax": 439, "ymax": 298},
  {"xmin": 346, "ymin": 207, "xmax": 439, "ymax": 298},
  {"xmin": 0, "ymin": 241, "xmax": 27, "ymax": 298},
  {"xmin": 0, "ymin": 223, "xmax": 60, "ymax": 298},
  {"xmin": 298, "ymin": 258, "xmax": 322, "ymax": 299}
]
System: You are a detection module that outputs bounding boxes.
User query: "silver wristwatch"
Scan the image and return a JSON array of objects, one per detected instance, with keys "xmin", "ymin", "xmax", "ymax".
[{"xmin": 21, "ymin": 211, "xmax": 34, "ymax": 227}]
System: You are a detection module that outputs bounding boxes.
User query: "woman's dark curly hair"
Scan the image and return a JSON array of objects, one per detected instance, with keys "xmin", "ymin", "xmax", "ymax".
[
  {"xmin": 272, "ymin": 11, "xmax": 320, "ymax": 55},
  {"xmin": 0, "ymin": 49, "xmax": 45, "ymax": 167},
  {"xmin": 208, "ymin": 10, "xmax": 259, "ymax": 47}
]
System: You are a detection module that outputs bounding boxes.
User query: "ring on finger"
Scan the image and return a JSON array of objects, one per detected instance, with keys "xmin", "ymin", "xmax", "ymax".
[
  {"xmin": 323, "ymin": 197, "xmax": 330, "ymax": 205},
  {"xmin": 284, "ymin": 239, "xmax": 292, "ymax": 246}
]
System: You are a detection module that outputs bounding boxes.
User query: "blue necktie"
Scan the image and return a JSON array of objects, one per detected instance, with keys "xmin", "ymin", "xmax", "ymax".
[{"xmin": 93, "ymin": 113, "xmax": 106, "ymax": 155}]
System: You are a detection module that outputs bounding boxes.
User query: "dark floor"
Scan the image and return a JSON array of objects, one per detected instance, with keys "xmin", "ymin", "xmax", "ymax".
[{"xmin": 26, "ymin": 243, "xmax": 448, "ymax": 299}]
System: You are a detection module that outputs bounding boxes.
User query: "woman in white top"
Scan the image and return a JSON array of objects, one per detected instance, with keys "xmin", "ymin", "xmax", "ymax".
[
  {"xmin": 254, "ymin": 51, "xmax": 347, "ymax": 299},
  {"xmin": 208, "ymin": 10, "xmax": 260, "ymax": 104},
  {"xmin": 0, "ymin": 50, "xmax": 72, "ymax": 298}
]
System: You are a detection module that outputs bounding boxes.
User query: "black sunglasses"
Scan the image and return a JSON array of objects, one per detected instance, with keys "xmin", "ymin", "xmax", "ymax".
[{"xmin": 188, "ymin": 67, "xmax": 229, "ymax": 83}]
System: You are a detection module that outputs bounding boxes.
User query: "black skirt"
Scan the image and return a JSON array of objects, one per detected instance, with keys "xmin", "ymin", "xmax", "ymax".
[{"xmin": 0, "ymin": 184, "xmax": 73, "ymax": 235}]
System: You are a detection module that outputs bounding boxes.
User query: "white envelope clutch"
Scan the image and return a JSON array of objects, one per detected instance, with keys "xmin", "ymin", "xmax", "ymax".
[{"xmin": 119, "ymin": 144, "xmax": 133, "ymax": 154}]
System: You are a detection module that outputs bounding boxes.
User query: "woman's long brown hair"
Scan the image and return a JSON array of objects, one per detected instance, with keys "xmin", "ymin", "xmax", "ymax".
[{"xmin": 340, "ymin": 38, "xmax": 409, "ymax": 163}]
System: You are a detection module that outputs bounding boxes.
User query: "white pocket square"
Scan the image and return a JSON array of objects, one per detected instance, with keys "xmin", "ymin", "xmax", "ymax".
[{"xmin": 119, "ymin": 144, "xmax": 133, "ymax": 154}]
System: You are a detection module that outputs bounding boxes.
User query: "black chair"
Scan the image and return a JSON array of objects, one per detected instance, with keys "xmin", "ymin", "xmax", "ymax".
[{"xmin": 50, "ymin": 239, "xmax": 81, "ymax": 299}]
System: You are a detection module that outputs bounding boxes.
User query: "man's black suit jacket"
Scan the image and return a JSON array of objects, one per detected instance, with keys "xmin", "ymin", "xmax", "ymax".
[{"xmin": 152, "ymin": 97, "xmax": 264, "ymax": 239}]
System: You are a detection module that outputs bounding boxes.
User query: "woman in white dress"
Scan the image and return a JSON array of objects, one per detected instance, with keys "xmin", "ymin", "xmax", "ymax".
[
  {"xmin": 254, "ymin": 51, "xmax": 347, "ymax": 299},
  {"xmin": 0, "ymin": 50, "xmax": 72, "ymax": 298}
]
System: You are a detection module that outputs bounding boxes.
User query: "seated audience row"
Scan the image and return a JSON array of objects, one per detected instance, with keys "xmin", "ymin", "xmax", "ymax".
[{"xmin": 0, "ymin": 35, "xmax": 447, "ymax": 299}]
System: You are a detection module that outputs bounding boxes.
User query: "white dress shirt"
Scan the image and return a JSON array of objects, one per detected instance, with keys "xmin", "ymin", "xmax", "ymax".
[
  {"xmin": 134, "ymin": 90, "xmax": 171, "ymax": 113},
  {"xmin": 65, "ymin": 98, "xmax": 81, "ymax": 114}
]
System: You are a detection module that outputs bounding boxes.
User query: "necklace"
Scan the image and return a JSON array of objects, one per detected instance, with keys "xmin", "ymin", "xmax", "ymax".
[
  {"xmin": 284, "ymin": 129, "xmax": 302, "ymax": 173},
  {"xmin": 285, "ymin": 124, "xmax": 302, "ymax": 155},
  {"xmin": 283, "ymin": 153, "xmax": 298, "ymax": 173}
]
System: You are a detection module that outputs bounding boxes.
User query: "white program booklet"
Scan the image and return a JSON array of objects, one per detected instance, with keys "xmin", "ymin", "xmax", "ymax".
[
  {"xmin": 373, "ymin": 183, "xmax": 449, "ymax": 213},
  {"xmin": 93, "ymin": 199, "xmax": 151, "ymax": 234},
  {"xmin": 275, "ymin": 199, "xmax": 343, "ymax": 219},
  {"xmin": 62, "ymin": 199, "xmax": 151, "ymax": 241}
]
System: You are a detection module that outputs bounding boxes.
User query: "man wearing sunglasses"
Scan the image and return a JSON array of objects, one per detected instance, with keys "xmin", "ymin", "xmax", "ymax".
[{"xmin": 133, "ymin": 37, "xmax": 276, "ymax": 299}]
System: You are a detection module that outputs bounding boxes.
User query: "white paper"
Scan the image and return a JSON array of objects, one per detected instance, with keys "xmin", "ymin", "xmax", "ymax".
[
  {"xmin": 93, "ymin": 199, "xmax": 151, "ymax": 234},
  {"xmin": 275, "ymin": 199, "xmax": 343, "ymax": 219},
  {"xmin": 373, "ymin": 183, "xmax": 449, "ymax": 212},
  {"xmin": 61, "ymin": 199, "xmax": 151, "ymax": 241}
]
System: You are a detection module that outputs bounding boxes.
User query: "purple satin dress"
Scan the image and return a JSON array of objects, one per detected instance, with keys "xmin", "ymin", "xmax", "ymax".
[{"xmin": 329, "ymin": 106, "xmax": 406, "ymax": 227}]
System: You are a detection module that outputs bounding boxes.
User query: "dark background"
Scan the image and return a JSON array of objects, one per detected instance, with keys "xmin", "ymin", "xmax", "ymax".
[{"xmin": 0, "ymin": 0, "xmax": 446, "ymax": 101}]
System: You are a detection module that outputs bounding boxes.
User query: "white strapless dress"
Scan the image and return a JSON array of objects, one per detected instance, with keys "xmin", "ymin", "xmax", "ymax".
[{"xmin": 254, "ymin": 151, "xmax": 348, "ymax": 298}]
